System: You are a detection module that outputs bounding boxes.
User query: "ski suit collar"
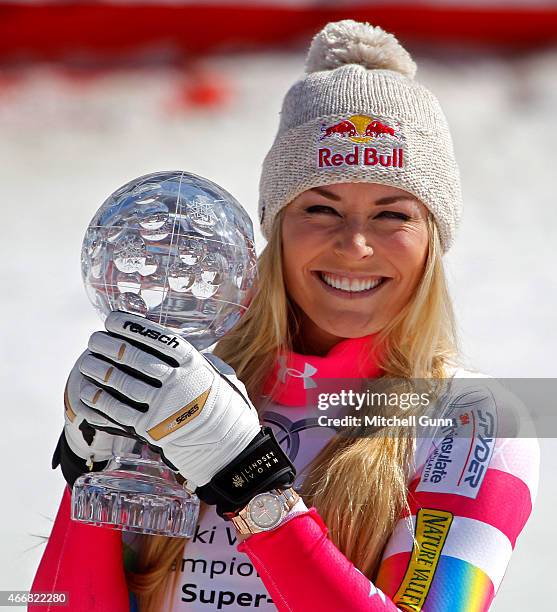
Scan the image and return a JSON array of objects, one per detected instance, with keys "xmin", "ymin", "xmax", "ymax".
[{"xmin": 262, "ymin": 334, "xmax": 383, "ymax": 407}]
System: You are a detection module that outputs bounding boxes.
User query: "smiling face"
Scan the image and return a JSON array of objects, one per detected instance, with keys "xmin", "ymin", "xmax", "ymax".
[{"xmin": 281, "ymin": 182, "xmax": 430, "ymax": 355}]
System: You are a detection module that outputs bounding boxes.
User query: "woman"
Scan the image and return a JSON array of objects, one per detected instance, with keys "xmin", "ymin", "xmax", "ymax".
[{"xmin": 32, "ymin": 20, "xmax": 539, "ymax": 611}]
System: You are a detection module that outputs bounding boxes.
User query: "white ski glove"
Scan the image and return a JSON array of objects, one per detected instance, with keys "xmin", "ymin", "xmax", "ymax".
[
  {"xmin": 75, "ymin": 311, "xmax": 262, "ymax": 492},
  {"xmin": 63, "ymin": 355, "xmax": 116, "ymax": 464},
  {"xmin": 51, "ymin": 355, "xmax": 123, "ymax": 487}
]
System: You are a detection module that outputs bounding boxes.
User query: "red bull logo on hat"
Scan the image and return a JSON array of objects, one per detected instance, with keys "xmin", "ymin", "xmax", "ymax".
[
  {"xmin": 319, "ymin": 115, "xmax": 401, "ymax": 143},
  {"xmin": 317, "ymin": 115, "xmax": 405, "ymax": 170}
]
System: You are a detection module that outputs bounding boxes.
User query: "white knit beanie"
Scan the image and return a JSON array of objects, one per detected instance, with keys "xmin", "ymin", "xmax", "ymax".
[{"xmin": 258, "ymin": 20, "xmax": 462, "ymax": 253}]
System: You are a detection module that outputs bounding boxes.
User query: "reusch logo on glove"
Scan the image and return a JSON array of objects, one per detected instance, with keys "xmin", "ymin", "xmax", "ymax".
[
  {"xmin": 123, "ymin": 320, "xmax": 180, "ymax": 349},
  {"xmin": 147, "ymin": 389, "xmax": 210, "ymax": 440}
]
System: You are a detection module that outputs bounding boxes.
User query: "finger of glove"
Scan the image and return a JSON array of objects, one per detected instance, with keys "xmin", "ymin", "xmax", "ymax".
[
  {"xmin": 88, "ymin": 331, "xmax": 172, "ymax": 382},
  {"xmin": 80, "ymin": 353, "xmax": 157, "ymax": 406},
  {"xmin": 64, "ymin": 383, "xmax": 126, "ymax": 460},
  {"xmin": 64, "ymin": 399, "xmax": 119, "ymax": 459},
  {"xmin": 105, "ymin": 311, "xmax": 194, "ymax": 367},
  {"xmin": 71, "ymin": 371, "xmax": 130, "ymax": 432},
  {"xmin": 65, "ymin": 351, "xmax": 119, "ymax": 427},
  {"xmin": 64, "ymin": 354, "xmax": 128, "ymax": 462},
  {"xmin": 80, "ymin": 381, "xmax": 142, "ymax": 434},
  {"xmin": 64, "ymin": 352, "xmax": 90, "ymax": 427}
]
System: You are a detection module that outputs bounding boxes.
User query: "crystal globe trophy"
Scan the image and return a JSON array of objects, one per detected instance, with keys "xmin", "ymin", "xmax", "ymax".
[{"xmin": 71, "ymin": 171, "xmax": 257, "ymax": 537}]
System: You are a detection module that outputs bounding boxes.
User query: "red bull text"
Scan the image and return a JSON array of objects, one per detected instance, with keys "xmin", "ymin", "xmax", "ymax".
[{"xmin": 318, "ymin": 146, "xmax": 403, "ymax": 168}]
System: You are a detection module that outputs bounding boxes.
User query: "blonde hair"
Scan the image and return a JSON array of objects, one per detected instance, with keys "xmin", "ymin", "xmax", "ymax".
[{"xmin": 126, "ymin": 206, "xmax": 460, "ymax": 608}]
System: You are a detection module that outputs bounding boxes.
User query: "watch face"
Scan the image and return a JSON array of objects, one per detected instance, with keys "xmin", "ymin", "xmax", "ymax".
[{"xmin": 248, "ymin": 493, "xmax": 283, "ymax": 529}]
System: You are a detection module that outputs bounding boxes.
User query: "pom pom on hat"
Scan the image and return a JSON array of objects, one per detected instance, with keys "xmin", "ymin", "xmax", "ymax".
[{"xmin": 305, "ymin": 19, "xmax": 417, "ymax": 79}]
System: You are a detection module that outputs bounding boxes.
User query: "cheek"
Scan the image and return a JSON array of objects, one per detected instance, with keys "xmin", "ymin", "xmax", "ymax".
[
  {"xmin": 387, "ymin": 228, "xmax": 428, "ymax": 280},
  {"xmin": 282, "ymin": 220, "xmax": 323, "ymax": 278},
  {"xmin": 374, "ymin": 226, "xmax": 428, "ymax": 279},
  {"xmin": 282, "ymin": 248, "xmax": 301, "ymax": 292},
  {"xmin": 282, "ymin": 227, "xmax": 311, "ymax": 294}
]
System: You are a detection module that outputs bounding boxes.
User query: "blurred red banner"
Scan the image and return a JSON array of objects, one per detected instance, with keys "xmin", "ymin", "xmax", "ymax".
[{"xmin": 1, "ymin": 1, "xmax": 556, "ymax": 62}]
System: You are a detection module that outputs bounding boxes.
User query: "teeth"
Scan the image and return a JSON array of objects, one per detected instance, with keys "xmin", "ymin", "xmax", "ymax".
[{"xmin": 320, "ymin": 273, "xmax": 384, "ymax": 292}]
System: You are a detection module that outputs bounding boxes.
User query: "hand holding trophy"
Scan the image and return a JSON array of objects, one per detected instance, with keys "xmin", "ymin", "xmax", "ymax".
[{"xmin": 70, "ymin": 171, "xmax": 257, "ymax": 538}]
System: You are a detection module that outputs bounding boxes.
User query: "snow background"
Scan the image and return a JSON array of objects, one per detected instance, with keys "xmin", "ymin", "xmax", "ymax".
[{"xmin": 1, "ymin": 48, "xmax": 555, "ymax": 607}]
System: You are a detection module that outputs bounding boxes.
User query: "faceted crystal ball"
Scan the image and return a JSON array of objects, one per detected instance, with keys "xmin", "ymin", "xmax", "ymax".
[{"xmin": 81, "ymin": 171, "xmax": 257, "ymax": 350}]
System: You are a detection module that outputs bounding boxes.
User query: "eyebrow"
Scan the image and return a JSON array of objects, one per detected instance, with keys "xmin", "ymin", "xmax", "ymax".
[{"xmin": 309, "ymin": 186, "xmax": 418, "ymax": 206}]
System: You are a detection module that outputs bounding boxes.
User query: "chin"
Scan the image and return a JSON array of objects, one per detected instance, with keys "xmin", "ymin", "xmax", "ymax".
[{"xmin": 319, "ymin": 319, "xmax": 380, "ymax": 339}]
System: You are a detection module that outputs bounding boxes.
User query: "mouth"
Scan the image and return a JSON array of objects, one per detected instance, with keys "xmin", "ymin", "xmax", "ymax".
[{"xmin": 313, "ymin": 271, "xmax": 390, "ymax": 298}]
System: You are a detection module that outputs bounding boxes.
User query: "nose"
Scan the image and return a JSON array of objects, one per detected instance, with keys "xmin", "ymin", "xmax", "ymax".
[{"xmin": 333, "ymin": 223, "xmax": 374, "ymax": 261}]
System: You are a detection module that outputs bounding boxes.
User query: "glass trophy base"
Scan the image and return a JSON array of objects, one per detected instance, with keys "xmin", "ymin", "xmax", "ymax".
[{"xmin": 71, "ymin": 455, "xmax": 199, "ymax": 538}]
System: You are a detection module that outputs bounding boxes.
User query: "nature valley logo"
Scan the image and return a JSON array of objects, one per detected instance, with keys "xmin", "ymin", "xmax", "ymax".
[
  {"xmin": 393, "ymin": 509, "xmax": 453, "ymax": 611},
  {"xmin": 317, "ymin": 115, "xmax": 405, "ymax": 169}
]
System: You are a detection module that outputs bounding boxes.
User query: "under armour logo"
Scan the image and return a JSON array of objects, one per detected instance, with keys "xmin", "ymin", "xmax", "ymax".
[{"xmin": 277, "ymin": 356, "xmax": 318, "ymax": 389}]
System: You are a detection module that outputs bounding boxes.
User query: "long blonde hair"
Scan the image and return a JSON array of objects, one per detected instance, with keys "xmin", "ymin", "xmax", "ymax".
[{"xmin": 126, "ymin": 207, "xmax": 460, "ymax": 608}]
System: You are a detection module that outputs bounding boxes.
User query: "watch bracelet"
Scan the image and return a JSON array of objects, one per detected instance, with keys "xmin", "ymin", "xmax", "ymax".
[{"xmin": 232, "ymin": 487, "xmax": 303, "ymax": 534}]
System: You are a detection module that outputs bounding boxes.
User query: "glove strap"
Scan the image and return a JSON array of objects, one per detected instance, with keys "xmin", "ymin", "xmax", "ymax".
[
  {"xmin": 52, "ymin": 431, "xmax": 109, "ymax": 488},
  {"xmin": 196, "ymin": 427, "xmax": 296, "ymax": 517}
]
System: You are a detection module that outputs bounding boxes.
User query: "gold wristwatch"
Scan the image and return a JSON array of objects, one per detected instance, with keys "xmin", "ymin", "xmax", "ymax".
[{"xmin": 230, "ymin": 487, "xmax": 300, "ymax": 535}]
